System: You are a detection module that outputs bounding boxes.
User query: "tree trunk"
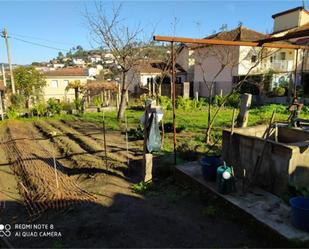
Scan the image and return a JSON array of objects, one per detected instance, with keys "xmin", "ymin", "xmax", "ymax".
[
  {"xmin": 205, "ymin": 84, "xmax": 213, "ymax": 144},
  {"xmin": 75, "ymin": 88, "xmax": 79, "ymax": 110},
  {"xmin": 205, "ymin": 126, "xmax": 211, "ymax": 145},
  {"xmin": 117, "ymin": 70, "xmax": 128, "ymax": 120},
  {"xmin": 117, "ymin": 88, "xmax": 127, "ymax": 120}
]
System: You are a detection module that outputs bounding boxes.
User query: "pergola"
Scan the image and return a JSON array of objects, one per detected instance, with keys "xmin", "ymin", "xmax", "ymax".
[{"xmin": 153, "ymin": 33, "xmax": 309, "ymax": 164}]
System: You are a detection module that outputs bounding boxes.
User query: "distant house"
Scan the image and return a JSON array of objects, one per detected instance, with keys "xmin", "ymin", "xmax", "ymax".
[
  {"xmin": 127, "ymin": 60, "xmax": 163, "ymax": 94},
  {"xmin": 127, "ymin": 60, "xmax": 187, "ymax": 97},
  {"xmin": 53, "ymin": 63, "xmax": 65, "ymax": 69},
  {"xmin": 72, "ymin": 58, "xmax": 85, "ymax": 66},
  {"xmin": 89, "ymin": 54, "xmax": 102, "ymax": 64},
  {"xmin": 43, "ymin": 68, "xmax": 89, "ymax": 102}
]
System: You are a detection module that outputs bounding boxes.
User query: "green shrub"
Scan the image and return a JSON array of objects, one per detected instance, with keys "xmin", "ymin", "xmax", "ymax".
[
  {"xmin": 32, "ymin": 102, "xmax": 47, "ymax": 116},
  {"xmin": 159, "ymin": 96, "xmax": 172, "ymax": 110},
  {"xmin": 226, "ymin": 93, "xmax": 241, "ymax": 108},
  {"xmin": 274, "ymin": 87, "xmax": 286, "ymax": 97},
  {"xmin": 47, "ymin": 98, "xmax": 63, "ymax": 115},
  {"xmin": 132, "ymin": 181, "xmax": 153, "ymax": 193},
  {"xmin": 74, "ymin": 98, "xmax": 83, "ymax": 111},
  {"xmin": 10, "ymin": 94, "xmax": 25, "ymax": 109},
  {"xmin": 62, "ymin": 101, "xmax": 74, "ymax": 114},
  {"xmin": 92, "ymin": 95, "xmax": 103, "ymax": 107},
  {"xmin": 212, "ymin": 95, "xmax": 224, "ymax": 106},
  {"xmin": 127, "ymin": 124, "xmax": 144, "ymax": 141},
  {"xmin": 176, "ymin": 96, "xmax": 191, "ymax": 110},
  {"xmin": 7, "ymin": 106, "xmax": 18, "ymax": 119}
]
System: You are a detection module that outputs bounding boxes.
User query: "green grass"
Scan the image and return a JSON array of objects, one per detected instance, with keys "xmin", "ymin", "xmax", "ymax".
[{"xmin": 4, "ymin": 103, "xmax": 309, "ymax": 155}]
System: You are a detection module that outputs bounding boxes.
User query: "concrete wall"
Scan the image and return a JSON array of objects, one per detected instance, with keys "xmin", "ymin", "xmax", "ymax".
[{"xmin": 222, "ymin": 125, "xmax": 309, "ymax": 196}]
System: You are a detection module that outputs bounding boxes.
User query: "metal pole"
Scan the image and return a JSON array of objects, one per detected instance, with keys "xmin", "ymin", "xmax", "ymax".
[
  {"xmin": 0, "ymin": 92, "xmax": 4, "ymax": 121},
  {"xmin": 2, "ymin": 28, "xmax": 15, "ymax": 94},
  {"xmin": 125, "ymin": 114, "xmax": 129, "ymax": 166},
  {"xmin": 103, "ymin": 110, "xmax": 108, "ymax": 171},
  {"xmin": 293, "ymin": 49, "xmax": 299, "ymax": 98},
  {"xmin": 171, "ymin": 41, "xmax": 176, "ymax": 165},
  {"xmin": 1, "ymin": 64, "xmax": 6, "ymax": 87}
]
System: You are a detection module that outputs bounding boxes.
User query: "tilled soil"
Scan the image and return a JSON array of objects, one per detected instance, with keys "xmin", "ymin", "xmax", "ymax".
[{"xmin": 0, "ymin": 120, "xmax": 281, "ymax": 248}]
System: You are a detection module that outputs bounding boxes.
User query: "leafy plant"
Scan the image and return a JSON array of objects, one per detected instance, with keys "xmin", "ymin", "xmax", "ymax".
[
  {"xmin": 47, "ymin": 98, "xmax": 63, "ymax": 115},
  {"xmin": 74, "ymin": 98, "xmax": 84, "ymax": 112},
  {"xmin": 225, "ymin": 92, "xmax": 241, "ymax": 108},
  {"xmin": 159, "ymin": 96, "xmax": 172, "ymax": 110},
  {"xmin": 32, "ymin": 102, "xmax": 47, "ymax": 116},
  {"xmin": 93, "ymin": 95, "xmax": 103, "ymax": 107},
  {"xmin": 212, "ymin": 95, "xmax": 224, "ymax": 106},
  {"xmin": 7, "ymin": 106, "xmax": 18, "ymax": 119},
  {"xmin": 132, "ymin": 181, "xmax": 153, "ymax": 194},
  {"xmin": 176, "ymin": 96, "xmax": 191, "ymax": 110},
  {"xmin": 127, "ymin": 124, "xmax": 144, "ymax": 141},
  {"xmin": 10, "ymin": 94, "xmax": 25, "ymax": 109},
  {"xmin": 274, "ymin": 87, "xmax": 286, "ymax": 97},
  {"xmin": 62, "ymin": 101, "xmax": 74, "ymax": 114}
]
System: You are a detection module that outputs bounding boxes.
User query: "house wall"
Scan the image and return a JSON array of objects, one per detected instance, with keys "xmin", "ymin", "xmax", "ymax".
[
  {"xmin": 176, "ymin": 46, "xmax": 189, "ymax": 71},
  {"xmin": 177, "ymin": 46, "xmax": 195, "ymax": 82},
  {"xmin": 44, "ymin": 76, "xmax": 88, "ymax": 102},
  {"xmin": 273, "ymin": 10, "xmax": 301, "ymax": 33},
  {"xmin": 273, "ymin": 9, "xmax": 309, "ymax": 33},
  {"xmin": 193, "ymin": 47, "xmax": 240, "ymax": 97},
  {"xmin": 237, "ymin": 46, "xmax": 267, "ymax": 75}
]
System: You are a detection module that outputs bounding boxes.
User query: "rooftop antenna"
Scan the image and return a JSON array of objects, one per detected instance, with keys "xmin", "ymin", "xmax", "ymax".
[{"xmin": 302, "ymin": 0, "xmax": 305, "ymax": 8}]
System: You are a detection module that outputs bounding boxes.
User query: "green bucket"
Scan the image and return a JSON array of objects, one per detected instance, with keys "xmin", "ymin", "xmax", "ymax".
[{"xmin": 216, "ymin": 162, "xmax": 236, "ymax": 194}]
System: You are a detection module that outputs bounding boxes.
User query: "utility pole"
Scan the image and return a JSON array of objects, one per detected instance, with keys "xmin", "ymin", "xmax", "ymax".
[
  {"xmin": 1, "ymin": 64, "xmax": 6, "ymax": 87},
  {"xmin": 2, "ymin": 28, "xmax": 15, "ymax": 94}
]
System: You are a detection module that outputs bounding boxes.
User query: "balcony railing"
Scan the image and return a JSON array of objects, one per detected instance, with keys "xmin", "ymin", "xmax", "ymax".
[{"xmin": 270, "ymin": 60, "xmax": 294, "ymax": 72}]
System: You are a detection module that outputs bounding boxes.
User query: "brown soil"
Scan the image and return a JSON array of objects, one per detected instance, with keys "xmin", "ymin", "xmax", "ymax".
[{"xmin": 0, "ymin": 120, "xmax": 281, "ymax": 248}]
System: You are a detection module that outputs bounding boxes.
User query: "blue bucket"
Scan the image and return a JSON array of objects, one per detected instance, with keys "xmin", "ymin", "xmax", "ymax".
[
  {"xmin": 289, "ymin": 197, "xmax": 309, "ymax": 233},
  {"xmin": 199, "ymin": 156, "xmax": 222, "ymax": 181}
]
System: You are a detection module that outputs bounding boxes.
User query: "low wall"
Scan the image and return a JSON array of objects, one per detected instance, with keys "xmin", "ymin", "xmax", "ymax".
[{"xmin": 222, "ymin": 125, "xmax": 309, "ymax": 196}]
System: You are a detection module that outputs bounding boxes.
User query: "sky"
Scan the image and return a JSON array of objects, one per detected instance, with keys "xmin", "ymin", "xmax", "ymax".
[{"xmin": 0, "ymin": 0, "xmax": 306, "ymax": 65}]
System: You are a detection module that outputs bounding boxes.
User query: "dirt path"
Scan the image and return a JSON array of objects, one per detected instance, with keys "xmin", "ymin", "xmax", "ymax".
[{"xmin": 0, "ymin": 120, "xmax": 281, "ymax": 248}]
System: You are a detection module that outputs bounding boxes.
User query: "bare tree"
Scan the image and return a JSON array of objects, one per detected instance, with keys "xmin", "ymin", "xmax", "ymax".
[
  {"xmin": 195, "ymin": 44, "xmax": 278, "ymax": 144},
  {"xmin": 85, "ymin": 3, "xmax": 151, "ymax": 120}
]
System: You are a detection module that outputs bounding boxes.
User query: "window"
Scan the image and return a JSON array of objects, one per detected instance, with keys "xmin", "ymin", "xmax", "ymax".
[
  {"xmin": 51, "ymin": 80, "xmax": 58, "ymax": 88},
  {"xmin": 270, "ymin": 57, "xmax": 273, "ymax": 63},
  {"xmin": 63, "ymin": 80, "xmax": 69, "ymax": 88},
  {"xmin": 280, "ymin": 52, "xmax": 286, "ymax": 60},
  {"xmin": 251, "ymin": 55, "xmax": 257, "ymax": 63}
]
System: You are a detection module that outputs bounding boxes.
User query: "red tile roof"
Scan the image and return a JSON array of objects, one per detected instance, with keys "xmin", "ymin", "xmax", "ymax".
[
  {"xmin": 0, "ymin": 80, "xmax": 5, "ymax": 91},
  {"xmin": 187, "ymin": 26, "xmax": 266, "ymax": 49},
  {"xmin": 135, "ymin": 61, "xmax": 163, "ymax": 74},
  {"xmin": 44, "ymin": 68, "xmax": 88, "ymax": 77}
]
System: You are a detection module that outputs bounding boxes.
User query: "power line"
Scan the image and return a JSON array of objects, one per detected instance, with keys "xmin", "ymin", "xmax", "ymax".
[
  {"xmin": 10, "ymin": 33, "xmax": 76, "ymax": 46},
  {"xmin": 8, "ymin": 36, "xmax": 70, "ymax": 52}
]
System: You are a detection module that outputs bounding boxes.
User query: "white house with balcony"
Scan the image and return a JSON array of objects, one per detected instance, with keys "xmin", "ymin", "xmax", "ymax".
[{"xmin": 177, "ymin": 6, "xmax": 309, "ymax": 98}]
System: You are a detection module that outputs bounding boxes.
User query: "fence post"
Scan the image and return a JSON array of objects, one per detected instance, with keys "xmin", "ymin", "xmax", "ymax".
[{"xmin": 236, "ymin": 93, "xmax": 252, "ymax": 128}]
